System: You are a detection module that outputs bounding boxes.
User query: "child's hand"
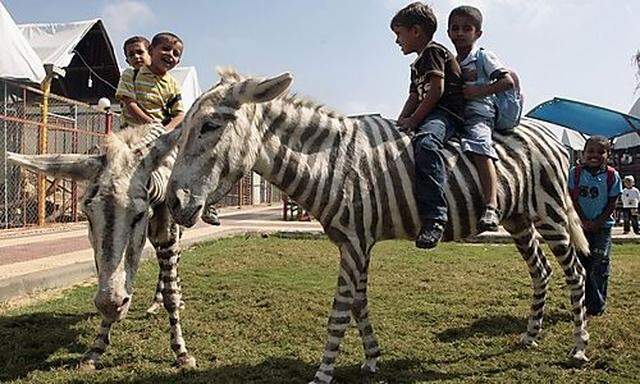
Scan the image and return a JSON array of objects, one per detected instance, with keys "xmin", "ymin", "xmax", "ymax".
[
  {"xmin": 399, "ymin": 116, "xmax": 419, "ymax": 133},
  {"xmin": 582, "ymin": 220, "xmax": 597, "ymax": 232},
  {"xmin": 463, "ymin": 85, "xmax": 484, "ymax": 99}
]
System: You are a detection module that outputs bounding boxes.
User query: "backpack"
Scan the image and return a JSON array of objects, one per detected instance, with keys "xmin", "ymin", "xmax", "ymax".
[
  {"xmin": 569, "ymin": 164, "xmax": 616, "ymax": 202},
  {"xmin": 476, "ymin": 48, "xmax": 524, "ymax": 132},
  {"xmin": 132, "ymin": 68, "xmax": 182, "ymax": 126}
]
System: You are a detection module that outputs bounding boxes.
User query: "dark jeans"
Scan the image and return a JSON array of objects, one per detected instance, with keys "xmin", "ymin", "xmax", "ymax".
[
  {"xmin": 622, "ymin": 207, "xmax": 639, "ymax": 234},
  {"xmin": 578, "ymin": 227, "xmax": 612, "ymax": 316},
  {"xmin": 413, "ymin": 109, "xmax": 458, "ymax": 224}
]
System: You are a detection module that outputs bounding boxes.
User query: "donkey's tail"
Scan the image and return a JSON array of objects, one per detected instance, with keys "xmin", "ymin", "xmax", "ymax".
[{"xmin": 566, "ymin": 195, "xmax": 589, "ymax": 256}]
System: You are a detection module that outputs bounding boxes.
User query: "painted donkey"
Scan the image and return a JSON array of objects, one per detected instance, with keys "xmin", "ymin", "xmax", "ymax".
[
  {"xmin": 165, "ymin": 69, "xmax": 590, "ymax": 383},
  {"xmin": 8, "ymin": 123, "xmax": 195, "ymax": 369}
]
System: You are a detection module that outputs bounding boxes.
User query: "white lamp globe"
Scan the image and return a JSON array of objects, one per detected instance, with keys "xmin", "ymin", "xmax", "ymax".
[{"xmin": 97, "ymin": 97, "xmax": 111, "ymax": 111}]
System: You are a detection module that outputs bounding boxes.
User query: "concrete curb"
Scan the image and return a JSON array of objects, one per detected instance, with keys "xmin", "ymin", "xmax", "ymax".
[
  {"xmin": 0, "ymin": 226, "xmax": 323, "ymax": 302},
  {"xmin": 1, "ymin": 225, "xmax": 637, "ymax": 302}
]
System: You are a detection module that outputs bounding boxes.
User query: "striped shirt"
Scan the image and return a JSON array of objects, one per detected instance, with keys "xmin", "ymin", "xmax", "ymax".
[{"xmin": 116, "ymin": 66, "xmax": 183, "ymax": 126}]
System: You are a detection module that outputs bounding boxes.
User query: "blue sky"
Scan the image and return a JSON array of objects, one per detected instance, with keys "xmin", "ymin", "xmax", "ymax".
[{"xmin": 4, "ymin": 0, "xmax": 640, "ymax": 118}]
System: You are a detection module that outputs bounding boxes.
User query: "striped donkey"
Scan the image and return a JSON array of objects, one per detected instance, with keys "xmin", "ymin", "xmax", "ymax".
[
  {"xmin": 7, "ymin": 123, "xmax": 196, "ymax": 369},
  {"xmin": 166, "ymin": 69, "xmax": 590, "ymax": 383}
]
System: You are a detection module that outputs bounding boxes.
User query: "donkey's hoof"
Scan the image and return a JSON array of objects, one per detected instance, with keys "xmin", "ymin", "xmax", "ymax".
[
  {"xmin": 176, "ymin": 353, "xmax": 197, "ymax": 369},
  {"xmin": 519, "ymin": 333, "xmax": 539, "ymax": 348},
  {"xmin": 568, "ymin": 348, "xmax": 590, "ymax": 367},
  {"xmin": 145, "ymin": 302, "xmax": 162, "ymax": 316},
  {"xmin": 360, "ymin": 359, "xmax": 378, "ymax": 376},
  {"xmin": 77, "ymin": 359, "xmax": 97, "ymax": 371}
]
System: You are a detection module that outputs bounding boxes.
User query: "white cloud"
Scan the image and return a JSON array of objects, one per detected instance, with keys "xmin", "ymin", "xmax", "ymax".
[{"xmin": 101, "ymin": 0, "xmax": 154, "ymax": 37}]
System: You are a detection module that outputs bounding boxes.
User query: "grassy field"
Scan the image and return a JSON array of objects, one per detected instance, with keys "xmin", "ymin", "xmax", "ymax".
[{"xmin": 1, "ymin": 235, "xmax": 639, "ymax": 383}]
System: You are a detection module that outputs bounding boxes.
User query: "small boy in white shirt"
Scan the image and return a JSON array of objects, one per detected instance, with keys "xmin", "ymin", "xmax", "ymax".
[
  {"xmin": 621, "ymin": 175, "xmax": 640, "ymax": 235},
  {"xmin": 447, "ymin": 6, "xmax": 515, "ymax": 232}
]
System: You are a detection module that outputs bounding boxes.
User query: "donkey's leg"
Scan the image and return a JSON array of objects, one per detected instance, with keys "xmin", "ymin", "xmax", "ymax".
[
  {"xmin": 311, "ymin": 244, "xmax": 361, "ymax": 384},
  {"xmin": 352, "ymin": 265, "xmax": 381, "ymax": 375},
  {"xmin": 503, "ymin": 215, "xmax": 553, "ymax": 347},
  {"xmin": 149, "ymin": 204, "xmax": 196, "ymax": 368},
  {"xmin": 535, "ymin": 219, "xmax": 589, "ymax": 363},
  {"xmin": 79, "ymin": 319, "xmax": 113, "ymax": 370},
  {"xmin": 146, "ymin": 269, "xmax": 165, "ymax": 315}
]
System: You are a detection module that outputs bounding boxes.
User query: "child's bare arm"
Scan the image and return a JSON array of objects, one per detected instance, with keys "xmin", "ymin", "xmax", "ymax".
[
  {"xmin": 464, "ymin": 73, "xmax": 515, "ymax": 99},
  {"xmin": 398, "ymin": 92, "xmax": 419, "ymax": 122},
  {"xmin": 591, "ymin": 196, "xmax": 619, "ymax": 230},
  {"xmin": 401, "ymin": 76, "xmax": 443, "ymax": 132},
  {"xmin": 163, "ymin": 112, "xmax": 184, "ymax": 132},
  {"xmin": 121, "ymin": 96, "xmax": 155, "ymax": 124}
]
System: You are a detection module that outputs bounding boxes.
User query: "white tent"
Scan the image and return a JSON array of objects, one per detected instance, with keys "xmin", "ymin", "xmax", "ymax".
[
  {"xmin": 19, "ymin": 19, "xmax": 101, "ymax": 69},
  {"xmin": 533, "ymin": 119, "xmax": 587, "ymax": 150},
  {"xmin": 0, "ymin": 2, "xmax": 45, "ymax": 82},
  {"xmin": 170, "ymin": 66, "xmax": 202, "ymax": 111},
  {"xmin": 616, "ymin": 98, "xmax": 640, "ymax": 149},
  {"xmin": 17, "ymin": 18, "xmax": 120, "ymax": 103}
]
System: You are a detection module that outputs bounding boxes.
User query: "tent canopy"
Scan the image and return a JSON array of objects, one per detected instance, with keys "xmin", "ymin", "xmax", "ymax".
[
  {"xmin": 0, "ymin": 2, "xmax": 45, "ymax": 82},
  {"xmin": 18, "ymin": 19, "xmax": 120, "ymax": 103},
  {"xmin": 170, "ymin": 66, "xmax": 201, "ymax": 111},
  {"xmin": 527, "ymin": 97, "xmax": 640, "ymax": 139}
]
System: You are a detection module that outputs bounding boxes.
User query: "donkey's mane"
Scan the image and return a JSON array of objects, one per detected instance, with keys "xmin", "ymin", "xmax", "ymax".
[
  {"xmin": 100, "ymin": 123, "xmax": 163, "ymax": 173},
  {"xmin": 280, "ymin": 93, "xmax": 343, "ymax": 119},
  {"xmin": 216, "ymin": 66, "xmax": 343, "ymax": 119},
  {"xmin": 103, "ymin": 124, "xmax": 160, "ymax": 155}
]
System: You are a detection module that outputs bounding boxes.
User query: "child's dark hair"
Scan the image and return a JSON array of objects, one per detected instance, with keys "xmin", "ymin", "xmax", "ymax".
[
  {"xmin": 390, "ymin": 2, "xmax": 437, "ymax": 40},
  {"xmin": 151, "ymin": 32, "xmax": 183, "ymax": 47},
  {"xmin": 448, "ymin": 5, "xmax": 483, "ymax": 30},
  {"xmin": 122, "ymin": 36, "xmax": 150, "ymax": 55},
  {"xmin": 584, "ymin": 135, "xmax": 611, "ymax": 152}
]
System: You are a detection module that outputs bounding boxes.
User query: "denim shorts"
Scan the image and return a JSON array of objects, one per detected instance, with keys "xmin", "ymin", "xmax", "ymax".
[{"xmin": 460, "ymin": 112, "xmax": 498, "ymax": 160}]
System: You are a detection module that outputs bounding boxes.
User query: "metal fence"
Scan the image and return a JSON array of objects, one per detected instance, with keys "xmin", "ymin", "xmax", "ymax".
[{"xmin": 1, "ymin": 79, "xmax": 283, "ymax": 230}]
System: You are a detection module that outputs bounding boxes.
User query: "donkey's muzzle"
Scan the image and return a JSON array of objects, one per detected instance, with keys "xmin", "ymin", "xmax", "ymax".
[{"xmin": 167, "ymin": 185, "xmax": 203, "ymax": 227}]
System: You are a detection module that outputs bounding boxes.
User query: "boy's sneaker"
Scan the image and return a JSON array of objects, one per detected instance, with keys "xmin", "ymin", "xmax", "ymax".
[
  {"xmin": 416, "ymin": 220, "xmax": 445, "ymax": 249},
  {"xmin": 478, "ymin": 206, "xmax": 500, "ymax": 233},
  {"xmin": 201, "ymin": 204, "xmax": 221, "ymax": 226}
]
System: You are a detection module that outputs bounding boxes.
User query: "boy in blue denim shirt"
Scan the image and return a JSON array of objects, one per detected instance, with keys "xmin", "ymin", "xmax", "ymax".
[
  {"xmin": 447, "ymin": 6, "xmax": 515, "ymax": 232},
  {"xmin": 569, "ymin": 136, "xmax": 622, "ymax": 317},
  {"xmin": 391, "ymin": 2, "xmax": 465, "ymax": 249}
]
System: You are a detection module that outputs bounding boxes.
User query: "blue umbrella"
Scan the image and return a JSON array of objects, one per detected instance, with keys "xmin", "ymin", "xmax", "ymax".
[{"xmin": 526, "ymin": 97, "xmax": 640, "ymax": 139}]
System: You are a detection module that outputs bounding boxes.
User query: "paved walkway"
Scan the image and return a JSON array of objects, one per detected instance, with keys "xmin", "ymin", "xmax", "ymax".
[
  {"xmin": 1, "ymin": 205, "xmax": 638, "ymax": 301},
  {"xmin": 0, "ymin": 204, "xmax": 323, "ymax": 301}
]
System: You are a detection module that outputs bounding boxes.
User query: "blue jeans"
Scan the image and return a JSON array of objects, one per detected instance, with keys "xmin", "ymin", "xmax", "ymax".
[
  {"xmin": 413, "ymin": 109, "xmax": 458, "ymax": 224},
  {"xmin": 578, "ymin": 227, "xmax": 612, "ymax": 316}
]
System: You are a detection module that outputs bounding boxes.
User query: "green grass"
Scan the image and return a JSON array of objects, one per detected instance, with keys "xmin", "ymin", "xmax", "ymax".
[{"xmin": 1, "ymin": 236, "xmax": 639, "ymax": 383}]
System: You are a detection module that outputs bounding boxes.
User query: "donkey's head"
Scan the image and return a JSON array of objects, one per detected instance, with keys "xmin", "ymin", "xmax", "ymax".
[
  {"xmin": 167, "ymin": 68, "xmax": 292, "ymax": 227},
  {"xmin": 8, "ymin": 124, "xmax": 179, "ymax": 322}
]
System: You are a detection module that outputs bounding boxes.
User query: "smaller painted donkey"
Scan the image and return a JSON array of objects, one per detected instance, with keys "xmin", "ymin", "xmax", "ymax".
[
  {"xmin": 8, "ymin": 123, "xmax": 194, "ymax": 369},
  {"xmin": 166, "ymin": 69, "xmax": 591, "ymax": 384}
]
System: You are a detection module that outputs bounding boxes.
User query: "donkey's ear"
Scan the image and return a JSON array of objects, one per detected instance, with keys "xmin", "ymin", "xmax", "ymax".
[
  {"xmin": 142, "ymin": 127, "xmax": 181, "ymax": 171},
  {"xmin": 235, "ymin": 72, "xmax": 293, "ymax": 104},
  {"xmin": 7, "ymin": 152, "xmax": 105, "ymax": 181}
]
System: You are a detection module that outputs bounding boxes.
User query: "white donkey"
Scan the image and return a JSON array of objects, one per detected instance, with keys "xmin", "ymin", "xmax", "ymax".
[
  {"xmin": 165, "ymin": 69, "xmax": 589, "ymax": 383},
  {"xmin": 7, "ymin": 123, "xmax": 196, "ymax": 369}
]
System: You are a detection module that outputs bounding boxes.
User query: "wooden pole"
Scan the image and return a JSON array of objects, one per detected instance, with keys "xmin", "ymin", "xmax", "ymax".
[{"xmin": 37, "ymin": 66, "xmax": 54, "ymax": 226}]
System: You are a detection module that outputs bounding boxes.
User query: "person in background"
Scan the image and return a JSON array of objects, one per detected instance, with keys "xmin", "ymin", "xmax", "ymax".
[
  {"xmin": 569, "ymin": 136, "xmax": 622, "ymax": 318},
  {"xmin": 621, "ymin": 175, "xmax": 640, "ymax": 235}
]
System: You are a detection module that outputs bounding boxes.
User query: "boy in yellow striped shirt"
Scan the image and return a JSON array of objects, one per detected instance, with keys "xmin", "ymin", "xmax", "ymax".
[{"xmin": 116, "ymin": 32, "xmax": 185, "ymax": 131}]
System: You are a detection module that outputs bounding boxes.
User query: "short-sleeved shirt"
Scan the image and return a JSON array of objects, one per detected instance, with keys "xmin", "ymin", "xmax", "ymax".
[
  {"xmin": 621, "ymin": 187, "xmax": 640, "ymax": 208},
  {"xmin": 568, "ymin": 166, "xmax": 623, "ymax": 227},
  {"xmin": 410, "ymin": 41, "xmax": 465, "ymax": 121},
  {"xmin": 115, "ymin": 66, "xmax": 183, "ymax": 126},
  {"xmin": 459, "ymin": 47, "xmax": 509, "ymax": 118}
]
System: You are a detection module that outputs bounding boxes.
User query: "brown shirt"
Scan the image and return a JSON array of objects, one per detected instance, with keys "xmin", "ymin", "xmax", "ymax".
[{"xmin": 410, "ymin": 41, "xmax": 465, "ymax": 120}]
